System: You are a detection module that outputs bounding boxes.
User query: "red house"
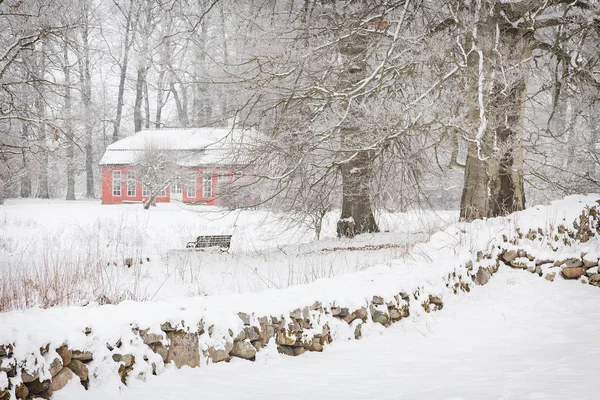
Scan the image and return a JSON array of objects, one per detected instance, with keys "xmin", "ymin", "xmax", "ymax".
[{"xmin": 99, "ymin": 128, "xmax": 251, "ymax": 206}]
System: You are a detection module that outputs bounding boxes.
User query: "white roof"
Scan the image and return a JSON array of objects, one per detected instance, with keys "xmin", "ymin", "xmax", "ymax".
[{"xmin": 99, "ymin": 128, "xmax": 252, "ymax": 167}]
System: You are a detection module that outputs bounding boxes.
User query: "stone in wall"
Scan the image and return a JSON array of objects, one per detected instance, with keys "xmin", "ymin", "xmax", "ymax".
[
  {"xmin": 583, "ymin": 254, "xmax": 598, "ymax": 268},
  {"xmin": 140, "ymin": 329, "xmax": 165, "ymax": 345},
  {"xmin": 71, "ymin": 350, "xmax": 93, "ymax": 363},
  {"xmin": 56, "ymin": 345, "xmax": 72, "ymax": 367},
  {"xmin": 369, "ymin": 302, "xmax": 390, "ymax": 326},
  {"xmin": 21, "ymin": 368, "xmax": 39, "ymax": 384},
  {"xmin": 562, "ymin": 266, "xmax": 586, "ymax": 280},
  {"xmin": 66, "ymin": 360, "xmax": 89, "ymax": 389},
  {"xmin": 474, "ymin": 266, "xmax": 491, "ymax": 286},
  {"xmin": 15, "ymin": 383, "xmax": 28, "ymax": 399},
  {"xmin": 555, "ymin": 258, "xmax": 583, "ymax": 268},
  {"xmin": 230, "ymin": 340, "xmax": 256, "ymax": 361},
  {"xmin": 503, "ymin": 250, "xmax": 518, "ymax": 263},
  {"xmin": 148, "ymin": 342, "xmax": 169, "ymax": 362},
  {"xmin": 48, "ymin": 357, "xmax": 63, "ymax": 378},
  {"xmin": 49, "ymin": 367, "xmax": 73, "ymax": 392},
  {"xmin": 25, "ymin": 377, "xmax": 50, "ymax": 397},
  {"xmin": 165, "ymin": 330, "xmax": 200, "ymax": 368},
  {"xmin": 277, "ymin": 345, "xmax": 295, "ymax": 356},
  {"xmin": 205, "ymin": 341, "xmax": 234, "ymax": 364}
]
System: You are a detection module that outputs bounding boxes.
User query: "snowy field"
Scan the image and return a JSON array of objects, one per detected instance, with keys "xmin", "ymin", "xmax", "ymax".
[
  {"xmin": 1, "ymin": 195, "xmax": 599, "ymax": 400},
  {"xmin": 0, "ymin": 199, "xmax": 456, "ymax": 311},
  {"xmin": 54, "ymin": 267, "xmax": 600, "ymax": 400}
]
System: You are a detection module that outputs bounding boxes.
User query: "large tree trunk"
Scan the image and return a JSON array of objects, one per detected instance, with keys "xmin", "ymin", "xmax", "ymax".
[
  {"xmin": 459, "ymin": 12, "xmax": 529, "ymax": 221},
  {"xmin": 336, "ymin": 25, "xmax": 378, "ymax": 236},
  {"xmin": 339, "ymin": 147, "xmax": 379, "ymax": 236}
]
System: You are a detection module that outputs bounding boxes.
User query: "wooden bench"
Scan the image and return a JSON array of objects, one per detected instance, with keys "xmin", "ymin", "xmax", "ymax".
[{"xmin": 186, "ymin": 235, "xmax": 232, "ymax": 251}]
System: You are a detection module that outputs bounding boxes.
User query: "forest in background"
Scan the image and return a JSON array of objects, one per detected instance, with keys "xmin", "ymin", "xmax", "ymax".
[{"xmin": 0, "ymin": 0, "xmax": 599, "ymax": 235}]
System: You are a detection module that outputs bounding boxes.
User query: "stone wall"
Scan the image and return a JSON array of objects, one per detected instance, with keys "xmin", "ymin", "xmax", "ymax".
[
  {"xmin": 0, "ymin": 254, "xmax": 497, "ymax": 400},
  {"xmin": 498, "ymin": 203, "xmax": 600, "ymax": 287}
]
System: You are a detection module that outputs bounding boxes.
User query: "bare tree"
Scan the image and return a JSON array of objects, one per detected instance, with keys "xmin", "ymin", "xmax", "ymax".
[
  {"xmin": 134, "ymin": 143, "xmax": 182, "ymax": 209},
  {"xmin": 228, "ymin": 0, "xmax": 436, "ymax": 236},
  {"xmin": 110, "ymin": 0, "xmax": 141, "ymax": 142}
]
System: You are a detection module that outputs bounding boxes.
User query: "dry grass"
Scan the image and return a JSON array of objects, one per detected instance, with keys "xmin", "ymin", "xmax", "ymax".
[{"xmin": 0, "ymin": 220, "xmax": 148, "ymax": 312}]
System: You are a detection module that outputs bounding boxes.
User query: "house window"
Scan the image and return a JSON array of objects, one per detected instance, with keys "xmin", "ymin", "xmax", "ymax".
[
  {"xmin": 127, "ymin": 170, "xmax": 136, "ymax": 197},
  {"xmin": 158, "ymin": 187, "xmax": 166, "ymax": 197},
  {"xmin": 217, "ymin": 172, "xmax": 227, "ymax": 192},
  {"xmin": 186, "ymin": 177, "xmax": 197, "ymax": 198},
  {"xmin": 202, "ymin": 174, "xmax": 212, "ymax": 198},
  {"xmin": 112, "ymin": 170, "xmax": 121, "ymax": 196},
  {"xmin": 172, "ymin": 183, "xmax": 182, "ymax": 194},
  {"xmin": 142, "ymin": 186, "xmax": 150, "ymax": 197}
]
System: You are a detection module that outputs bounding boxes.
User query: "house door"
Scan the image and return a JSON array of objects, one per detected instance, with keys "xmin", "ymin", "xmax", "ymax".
[{"xmin": 171, "ymin": 183, "xmax": 183, "ymax": 202}]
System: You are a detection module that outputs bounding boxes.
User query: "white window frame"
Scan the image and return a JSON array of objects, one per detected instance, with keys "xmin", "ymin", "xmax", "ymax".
[
  {"xmin": 172, "ymin": 183, "xmax": 182, "ymax": 194},
  {"xmin": 158, "ymin": 187, "xmax": 166, "ymax": 197},
  {"xmin": 187, "ymin": 178, "xmax": 197, "ymax": 198},
  {"xmin": 112, "ymin": 170, "xmax": 121, "ymax": 196},
  {"xmin": 217, "ymin": 172, "xmax": 228, "ymax": 193},
  {"xmin": 142, "ymin": 185, "xmax": 150, "ymax": 197},
  {"xmin": 127, "ymin": 170, "xmax": 136, "ymax": 197},
  {"xmin": 202, "ymin": 174, "xmax": 212, "ymax": 198}
]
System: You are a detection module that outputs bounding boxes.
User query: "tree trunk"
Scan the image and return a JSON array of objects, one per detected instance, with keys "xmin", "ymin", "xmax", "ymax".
[
  {"xmin": 36, "ymin": 129, "xmax": 50, "ymax": 198},
  {"xmin": 143, "ymin": 79, "xmax": 150, "ymax": 129},
  {"xmin": 339, "ymin": 148, "xmax": 379, "ymax": 235},
  {"xmin": 336, "ymin": 27, "xmax": 378, "ymax": 236},
  {"xmin": 155, "ymin": 69, "xmax": 165, "ymax": 128},
  {"xmin": 112, "ymin": 0, "xmax": 138, "ymax": 143},
  {"xmin": 35, "ymin": 40, "xmax": 49, "ymax": 199},
  {"xmin": 134, "ymin": 66, "xmax": 146, "ymax": 133},
  {"xmin": 63, "ymin": 40, "xmax": 76, "ymax": 200},
  {"xmin": 20, "ymin": 123, "xmax": 31, "ymax": 198},
  {"xmin": 459, "ymin": 16, "xmax": 529, "ymax": 220},
  {"xmin": 193, "ymin": 0, "xmax": 211, "ymax": 126},
  {"xmin": 81, "ymin": 12, "xmax": 95, "ymax": 198},
  {"xmin": 460, "ymin": 142, "xmax": 490, "ymax": 220},
  {"xmin": 170, "ymin": 81, "xmax": 189, "ymax": 127},
  {"xmin": 155, "ymin": 31, "xmax": 170, "ymax": 128},
  {"xmin": 134, "ymin": 2, "xmax": 151, "ymax": 133},
  {"xmin": 143, "ymin": 194, "xmax": 157, "ymax": 209},
  {"xmin": 219, "ymin": 1, "xmax": 229, "ymax": 121}
]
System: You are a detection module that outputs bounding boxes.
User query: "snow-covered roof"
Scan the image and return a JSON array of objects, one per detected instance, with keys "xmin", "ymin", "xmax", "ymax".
[{"xmin": 99, "ymin": 128, "xmax": 252, "ymax": 167}]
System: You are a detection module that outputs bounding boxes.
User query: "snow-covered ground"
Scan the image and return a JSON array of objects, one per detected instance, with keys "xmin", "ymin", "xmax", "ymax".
[
  {"xmin": 2, "ymin": 195, "xmax": 599, "ymax": 400},
  {"xmin": 0, "ymin": 199, "xmax": 456, "ymax": 310},
  {"xmin": 54, "ymin": 267, "xmax": 600, "ymax": 400}
]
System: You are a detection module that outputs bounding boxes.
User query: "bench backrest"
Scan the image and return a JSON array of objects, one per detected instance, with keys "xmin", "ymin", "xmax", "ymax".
[{"xmin": 195, "ymin": 235, "xmax": 232, "ymax": 247}]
